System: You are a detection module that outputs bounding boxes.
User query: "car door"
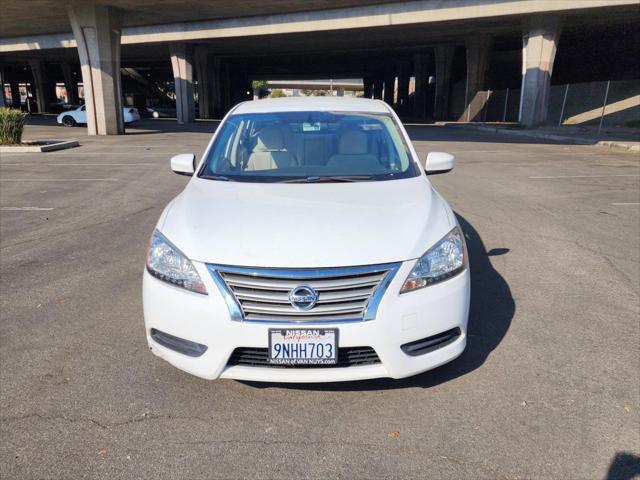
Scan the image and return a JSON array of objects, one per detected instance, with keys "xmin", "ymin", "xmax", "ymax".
[{"xmin": 76, "ymin": 106, "xmax": 87, "ymax": 124}]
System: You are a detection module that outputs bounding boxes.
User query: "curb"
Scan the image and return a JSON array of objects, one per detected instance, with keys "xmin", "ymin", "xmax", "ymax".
[
  {"xmin": 596, "ymin": 140, "xmax": 640, "ymax": 153},
  {"xmin": 0, "ymin": 139, "xmax": 79, "ymax": 153},
  {"xmin": 467, "ymin": 125, "xmax": 639, "ymax": 153}
]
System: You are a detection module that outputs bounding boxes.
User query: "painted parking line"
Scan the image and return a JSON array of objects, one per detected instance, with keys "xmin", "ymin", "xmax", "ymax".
[
  {"xmin": 0, "ymin": 207, "xmax": 55, "ymax": 211},
  {"xmin": 611, "ymin": 203, "xmax": 640, "ymax": 206},
  {"xmin": 0, "ymin": 152, "xmax": 163, "ymax": 157},
  {"xmin": 0, "ymin": 163, "xmax": 155, "ymax": 167},
  {"xmin": 0, "ymin": 178, "xmax": 118, "ymax": 182},
  {"xmin": 529, "ymin": 174, "xmax": 640, "ymax": 179}
]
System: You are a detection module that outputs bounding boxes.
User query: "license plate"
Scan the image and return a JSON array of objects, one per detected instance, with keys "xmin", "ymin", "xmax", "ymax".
[{"xmin": 269, "ymin": 328, "xmax": 338, "ymax": 365}]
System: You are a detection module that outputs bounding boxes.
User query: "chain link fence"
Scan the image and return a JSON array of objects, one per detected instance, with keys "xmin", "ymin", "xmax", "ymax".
[{"xmin": 478, "ymin": 79, "xmax": 639, "ymax": 128}]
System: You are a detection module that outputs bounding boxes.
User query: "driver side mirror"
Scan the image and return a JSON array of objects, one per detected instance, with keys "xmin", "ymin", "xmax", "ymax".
[
  {"xmin": 170, "ymin": 153, "xmax": 196, "ymax": 176},
  {"xmin": 425, "ymin": 152, "xmax": 455, "ymax": 175}
]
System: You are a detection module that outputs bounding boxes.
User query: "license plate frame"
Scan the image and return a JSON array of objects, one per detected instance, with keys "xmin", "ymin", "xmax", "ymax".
[{"xmin": 268, "ymin": 328, "xmax": 338, "ymax": 366}]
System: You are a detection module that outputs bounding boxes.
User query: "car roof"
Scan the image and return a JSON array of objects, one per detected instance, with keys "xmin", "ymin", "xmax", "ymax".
[{"xmin": 231, "ymin": 97, "xmax": 391, "ymax": 115}]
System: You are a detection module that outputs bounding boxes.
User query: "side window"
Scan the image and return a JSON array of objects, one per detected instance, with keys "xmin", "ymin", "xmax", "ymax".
[{"xmin": 81, "ymin": 106, "xmax": 86, "ymax": 111}]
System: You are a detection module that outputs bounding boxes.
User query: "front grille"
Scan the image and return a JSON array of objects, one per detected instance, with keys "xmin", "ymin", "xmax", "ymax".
[
  {"xmin": 228, "ymin": 346, "xmax": 381, "ymax": 368},
  {"xmin": 208, "ymin": 263, "xmax": 400, "ymax": 323}
]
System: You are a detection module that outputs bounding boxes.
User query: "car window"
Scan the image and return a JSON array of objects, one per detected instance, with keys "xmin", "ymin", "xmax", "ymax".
[
  {"xmin": 80, "ymin": 106, "xmax": 85, "ymax": 111},
  {"xmin": 200, "ymin": 111, "xmax": 419, "ymax": 182}
]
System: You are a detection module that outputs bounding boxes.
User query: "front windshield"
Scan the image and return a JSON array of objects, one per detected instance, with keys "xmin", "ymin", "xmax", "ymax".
[{"xmin": 199, "ymin": 111, "xmax": 419, "ymax": 182}]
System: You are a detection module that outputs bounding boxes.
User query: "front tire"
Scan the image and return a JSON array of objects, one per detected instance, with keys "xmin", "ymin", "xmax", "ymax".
[{"xmin": 62, "ymin": 116, "xmax": 76, "ymax": 127}]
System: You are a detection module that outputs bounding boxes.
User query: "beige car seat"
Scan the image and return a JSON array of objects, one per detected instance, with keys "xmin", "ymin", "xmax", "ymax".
[
  {"xmin": 246, "ymin": 126, "xmax": 296, "ymax": 171},
  {"xmin": 327, "ymin": 128, "xmax": 379, "ymax": 171}
]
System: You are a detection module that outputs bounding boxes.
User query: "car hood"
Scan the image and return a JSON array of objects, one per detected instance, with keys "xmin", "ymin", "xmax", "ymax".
[{"xmin": 159, "ymin": 176, "xmax": 454, "ymax": 268}]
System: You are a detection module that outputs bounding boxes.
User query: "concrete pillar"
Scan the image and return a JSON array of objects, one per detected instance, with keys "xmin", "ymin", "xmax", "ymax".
[
  {"xmin": 28, "ymin": 60, "xmax": 53, "ymax": 113},
  {"xmin": 194, "ymin": 47, "xmax": 214, "ymax": 119},
  {"xmin": 67, "ymin": 3, "xmax": 124, "ymax": 135},
  {"xmin": 397, "ymin": 61, "xmax": 410, "ymax": 113},
  {"xmin": 434, "ymin": 45, "xmax": 455, "ymax": 120},
  {"xmin": 383, "ymin": 67, "xmax": 395, "ymax": 106},
  {"xmin": 10, "ymin": 83, "xmax": 21, "ymax": 107},
  {"xmin": 519, "ymin": 16, "xmax": 562, "ymax": 127},
  {"xmin": 372, "ymin": 76, "xmax": 384, "ymax": 100},
  {"xmin": 413, "ymin": 53, "xmax": 431, "ymax": 119},
  {"xmin": 212, "ymin": 57, "xmax": 223, "ymax": 117},
  {"xmin": 227, "ymin": 70, "xmax": 241, "ymax": 107},
  {"xmin": 170, "ymin": 43, "xmax": 195, "ymax": 124},
  {"xmin": 363, "ymin": 77, "xmax": 373, "ymax": 99},
  {"xmin": 222, "ymin": 62, "xmax": 231, "ymax": 113},
  {"xmin": 60, "ymin": 63, "xmax": 79, "ymax": 105},
  {"xmin": 239, "ymin": 74, "xmax": 252, "ymax": 102},
  {"xmin": 463, "ymin": 35, "xmax": 493, "ymax": 122},
  {"xmin": 0, "ymin": 69, "xmax": 6, "ymax": 108}
]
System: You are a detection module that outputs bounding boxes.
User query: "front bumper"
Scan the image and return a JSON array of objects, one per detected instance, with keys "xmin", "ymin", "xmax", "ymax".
[{"xmin": 142, "ymin": 260, "xmax": 470, "ymax": 382}]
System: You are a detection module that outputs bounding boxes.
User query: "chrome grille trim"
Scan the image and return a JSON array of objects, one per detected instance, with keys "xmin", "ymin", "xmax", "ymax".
[{"xmin": 207, "ymin": 263, "xmax": 401, "ymax": 324}]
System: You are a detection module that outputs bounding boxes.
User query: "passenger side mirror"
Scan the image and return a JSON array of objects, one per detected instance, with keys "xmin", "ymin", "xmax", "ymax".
[
  {"xmin": 425, "ymin": 152, "xmax": 455, "ymax": 175},
  {"xmin": 170, "ymin": 153, "xmax": 196, "ymax": 176}
]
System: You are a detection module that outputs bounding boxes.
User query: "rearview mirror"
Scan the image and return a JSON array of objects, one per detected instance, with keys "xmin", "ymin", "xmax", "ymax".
[
  {"xmin": 425, "ymin": 152, "xmax": 455, "ymax": 175},
  {"xmin": 170, "ymin": 153, "xmax": 196, "ymax": 176}
]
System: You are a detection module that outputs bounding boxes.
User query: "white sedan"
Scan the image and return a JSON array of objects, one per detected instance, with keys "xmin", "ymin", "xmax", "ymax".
[
  {"xmin": 56, "ymin": 105, "xmax": 140, "ymax": 127},
  {"xmin": 143, "ymin": 97, "xmax": 469, "ymax": 383}
]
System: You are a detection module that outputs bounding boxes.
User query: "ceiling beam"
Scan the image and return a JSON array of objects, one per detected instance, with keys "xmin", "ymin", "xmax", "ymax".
[{"xmin": 1, "ymin": 0, "xmax": 637, "ymax": 52}]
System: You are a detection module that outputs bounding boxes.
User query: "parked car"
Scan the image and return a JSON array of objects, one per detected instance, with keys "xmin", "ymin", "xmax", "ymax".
[
  {"xmin": 49, "ymin": 101, "xmax": 79, "ymax": 114},
  {"xmin": 143, "ymin": 97, "xmax": 469, "ymax": 382},
  {"xmin": 145, "ymin": 103, "xmax": 199, "ymax": 119},
  {"xmin": 56, "ymin": 105, "xmax": 141, "ymax": 126},
  {"xmin": 144, "ymin": 105, "xmax": 175, "ymax": 118}
]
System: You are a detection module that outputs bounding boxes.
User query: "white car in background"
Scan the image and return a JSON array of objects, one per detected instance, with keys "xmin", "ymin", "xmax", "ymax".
[
  {"xmin": 143, "ymin": 97, "xmax": 470, "ymax": 383},
  {"xmin": 56, "ymin": 105, "xmax": 140, "ymax": 127}
]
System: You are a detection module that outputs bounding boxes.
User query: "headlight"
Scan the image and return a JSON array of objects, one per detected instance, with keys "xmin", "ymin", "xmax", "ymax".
[
  {"xmin": 146, "ymin": 229, "xmax": 207, "ymax": 294},
  {"xmin": 400, "ymin": 226, "xmax": 466, "ymax": 293}
]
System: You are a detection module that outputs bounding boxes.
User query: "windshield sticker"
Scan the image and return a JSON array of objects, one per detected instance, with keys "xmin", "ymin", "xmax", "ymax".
[{"xmin": 302, "ymin": 122, "xmax": 322, "ymax": 132}]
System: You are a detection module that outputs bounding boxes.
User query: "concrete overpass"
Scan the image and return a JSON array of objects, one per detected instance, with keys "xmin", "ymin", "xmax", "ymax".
[{"xmin": 1, "ymin": 0, "xmax": 638, "ymax": 134}]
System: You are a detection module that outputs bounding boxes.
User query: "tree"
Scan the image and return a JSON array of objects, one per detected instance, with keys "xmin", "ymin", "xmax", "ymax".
[
  {"xmin": 270, "ymin": 89, "xmax": 286, "ymax": 98},
  {"xmin": 252, "ymin": 80, "xmax": 270, "ymax": 99},
  {"xmin": 252, "ymin": 80, "xmax": 268, "ymax": 91}
]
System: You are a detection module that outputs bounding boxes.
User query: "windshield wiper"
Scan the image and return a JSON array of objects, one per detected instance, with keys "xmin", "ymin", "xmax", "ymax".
[
  {"xmin": 202, "ymin": 174, "xmax": 233, "ymax": 181},
  {"xmin": 280, "ymin": 175, "xmax": 373, "ymax": 183}
]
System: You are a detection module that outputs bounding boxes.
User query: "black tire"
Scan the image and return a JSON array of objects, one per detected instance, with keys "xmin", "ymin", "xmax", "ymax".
[{"xmin": 62, "ymin": 116, "xmax": 76, "ymax": 127}]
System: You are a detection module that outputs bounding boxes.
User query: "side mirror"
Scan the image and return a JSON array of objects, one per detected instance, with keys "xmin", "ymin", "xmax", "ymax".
[
  {"xmin": 425, "ymin": 152, "xmax": 455, "ymax": 175},
  {"xmin": 170, "ymin": 153, "xmax": 196, "ymax": 176}
]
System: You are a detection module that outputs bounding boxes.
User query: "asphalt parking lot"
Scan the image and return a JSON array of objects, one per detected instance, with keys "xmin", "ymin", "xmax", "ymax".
[{"xmin": 1, "ymin": 117, "xmax": 638, "ymax": 480}]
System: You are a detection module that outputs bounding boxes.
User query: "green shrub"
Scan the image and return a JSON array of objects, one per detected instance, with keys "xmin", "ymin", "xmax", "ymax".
[
  {"xmin": 0, "ymin": 107, "xmax": 29, "ymax": 145},
  {"xmin": 270, "ymin": 89, "xmax": 286, "ymax": 98}
]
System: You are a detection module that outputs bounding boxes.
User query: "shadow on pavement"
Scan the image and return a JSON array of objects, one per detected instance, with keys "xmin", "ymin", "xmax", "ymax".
[
  {"xmin": 606, "ymin": 452, "xmax": 640, "ymax": 480},
  {"xmin": 404, "ymin": 124, "xmax": 565, "ymax": 145},
  {"xmin": 23, "ymin": 115, "xmax": 220, "ymax": 135},
  {"xmin": 125, "ymin": 119, "xmax": 221, "ymax": 135},
  {"xmin": 241, "ymin": 214, "xmax": 515, "ymax": 391}
]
